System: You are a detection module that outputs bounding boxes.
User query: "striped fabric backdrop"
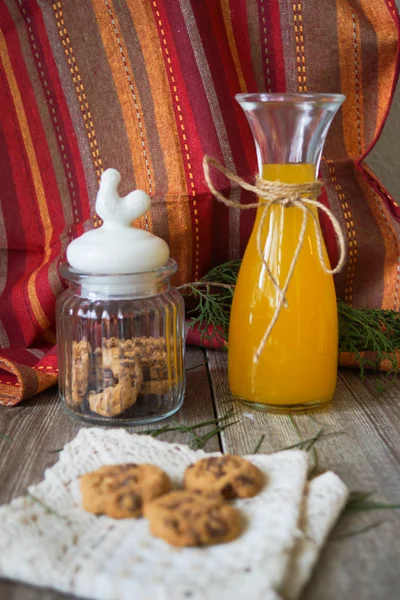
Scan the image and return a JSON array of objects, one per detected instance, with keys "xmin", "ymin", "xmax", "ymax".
[{"xmin": 0, "ymin": 0, "xmax": 399, "ymax": 404}]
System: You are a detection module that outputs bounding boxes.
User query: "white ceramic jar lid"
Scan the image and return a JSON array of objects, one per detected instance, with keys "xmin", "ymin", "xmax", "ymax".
[{"xmin": 67, "ymin": 168, "xmax": 170, "ymax": 275}]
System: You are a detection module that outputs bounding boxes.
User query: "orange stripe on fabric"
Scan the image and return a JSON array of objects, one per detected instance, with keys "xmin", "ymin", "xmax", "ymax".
[
  {"xmin": 220, "ymin": 0, "xmax": 247, "ymax": 93},
  {"xmin": 52, "ymin": 0, "xmax": 103, "ymax": 228},
  {"xmin": 358, "ymin": 0, "xmax": 399, "ymax": 141},
  {"xmin": 292, "ymin": 1, "xmax": 308, "ymax": 92},
  {"xmin": 0, "ymin": 355, "xmax": 57, "ymax": 405},
  {"xmin": 92, "ymin": 0, "xmax": 152, "ymax": 232},
  {"xmin": 0, "ymin": 31, "xmax": 55, "ymax": 343},
  {"xmin": 126, "ymin": 1, "xmax": 192, "ymax": 279},
  {"xmin": 324, "ymin": 158, "xmax": 357, "ymax": 305},
  {"xmin": 355, "ymin": 170, "xmax": 400, "ymax": 310},
  {"xmin": 336, "ymin": 0, "xmax": 365, "ymax": 158},
  {"xmin": 152, "ymin": 0, "xmax": 200, "ymax": 279}
]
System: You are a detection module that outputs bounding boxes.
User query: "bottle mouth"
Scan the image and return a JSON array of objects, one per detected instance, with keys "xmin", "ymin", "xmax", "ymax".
[{"xmin": 235, "ymin": 93, "xmax": 346, "ymax": 106}]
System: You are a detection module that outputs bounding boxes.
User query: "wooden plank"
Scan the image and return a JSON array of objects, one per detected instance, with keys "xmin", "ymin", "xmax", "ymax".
[
  {"xmin": 142, "ymin": 346, "xmax": 220, "ymax": 451},
  {"xmin": 207, "ymin": 349, "xmax": 400, "ymax": 600},
  {"xmin": 0, "ymin": 387, "xmax": 81, "ymax": 505},
  {"xmin": 0, "ymin": 347, "xmax": 215, "ymax": 506},
  {"xmin": 0, "ymin": 346, "xmax": 216, "ymax": 599}
]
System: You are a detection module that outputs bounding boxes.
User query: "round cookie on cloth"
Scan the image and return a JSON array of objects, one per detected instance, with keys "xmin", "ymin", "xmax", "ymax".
[
  {"xmin": 80, "ymin": 463, "xmax": 171, "ymax": 518},
  {"xmin": 184, "ymin": 455, "xmax": 264, "ymax": 500},
  {"xmin": 144, "ymin": 490, "xmax": 243, "ymax": 547}
]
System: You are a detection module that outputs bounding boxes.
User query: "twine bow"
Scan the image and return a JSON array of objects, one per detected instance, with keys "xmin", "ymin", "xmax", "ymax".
[{"xmin": 203, "ymin": 155, "xmax": 346, "ymax": 362}]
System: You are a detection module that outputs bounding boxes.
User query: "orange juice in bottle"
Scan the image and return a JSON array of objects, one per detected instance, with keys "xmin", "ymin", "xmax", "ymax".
[{"xmin": 228, "ymin": 94, "xmax": 344, "ymax": 411}]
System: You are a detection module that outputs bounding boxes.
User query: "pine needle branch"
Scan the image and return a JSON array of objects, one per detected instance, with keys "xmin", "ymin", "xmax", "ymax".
[
  {"xmin": 346, "ymin": 491, "xmax": 400, "ymax": 512},
  {"xmin": 338, "ymin": 299, "xmax": 400, "ymax": 378},
  {"xmin": 179, "ymin": 260, "xmax": 241, "ymax": 344}
]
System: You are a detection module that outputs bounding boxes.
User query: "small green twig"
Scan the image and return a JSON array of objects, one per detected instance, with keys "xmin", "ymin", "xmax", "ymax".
[
  {"xmin": 0, "ymin": 432, "xmax": 12, "ymax": 442},
  {"xmin": 277, "ymin": 431, "xmax": 343, "ymax": 452},
  {"xmin": 171, "ymin": 420, "xmax": 205, "ymax": 445},
  {"xmin": 194, "ymin": 420, "xmax": 238, "ymax": 449},
  {"xmin": 252, "ymin": 434, "xmax": 266, "ymax": 454},
  {"xmin": 27, "ymin": 493, "xmax": 70, "ymax": 522},
  {"xmin": 185, "ymin": 362, "xmax": 207, "ymax": 372},
  {"xmin": 346, "ymin": 491, "xmax": 400, "ymax": 512},
  {"xmin": 304, "ymin": 428, "xmax": 325, "ymax": 451},
  {"xmin": 150, "ymin": 425, "xmax": 171, "ymax": 438},
  {"xmin": 332, "ymin": 520, "xmax": 385, "ymax": 540}
]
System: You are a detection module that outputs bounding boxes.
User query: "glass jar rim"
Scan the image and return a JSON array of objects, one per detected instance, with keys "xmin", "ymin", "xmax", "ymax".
[
  {"xmin": 235, "ymin": 92, "xmax": 346, "ymax": 105},
  {"xmin": 59, "ymin": 257, "xmax": 178, "ymax": 281}
]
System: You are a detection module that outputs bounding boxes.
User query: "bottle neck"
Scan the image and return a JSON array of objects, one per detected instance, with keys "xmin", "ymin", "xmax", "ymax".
[{"xmin": 236, "ymin": 94, "xmax": 344, "ymax": 175}]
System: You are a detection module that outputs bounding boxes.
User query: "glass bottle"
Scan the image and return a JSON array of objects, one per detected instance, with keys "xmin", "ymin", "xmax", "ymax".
[
  {"xmin": 56, "ymin": 258, "xmax": 185, "ymax": 425},
  {"xmin": 228, "ymin": 93, "xmax": 345, "ymax": 412}
]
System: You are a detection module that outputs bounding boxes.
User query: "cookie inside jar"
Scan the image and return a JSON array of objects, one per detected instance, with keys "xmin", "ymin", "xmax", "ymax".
[{"xmin": 70, "ymin": 336, "xmax": 172, "ymax": 418}]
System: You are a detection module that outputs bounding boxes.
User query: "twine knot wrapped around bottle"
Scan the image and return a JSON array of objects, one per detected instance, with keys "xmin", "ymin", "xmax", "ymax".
[{"xmin": 203, "ymin": 155, "xmax": 346, "ymax": 362}]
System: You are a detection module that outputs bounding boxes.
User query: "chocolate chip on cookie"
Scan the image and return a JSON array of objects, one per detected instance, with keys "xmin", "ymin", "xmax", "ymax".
[
  {"xmin": 144, "ymin": 490, "xmax": 242, "ymax": 547},
  {"xmin": 184, "ymin": 455, "xmax": 264, "ymax": 500},
  {"xmin": 80, "ymin": 463, "xmax": 171, "ymax": 518}
]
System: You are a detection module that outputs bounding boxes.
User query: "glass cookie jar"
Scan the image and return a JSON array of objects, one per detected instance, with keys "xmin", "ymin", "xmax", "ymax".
[{"xmin": 56, "ymin": 258, "xmax": 185, "ymax": 425}]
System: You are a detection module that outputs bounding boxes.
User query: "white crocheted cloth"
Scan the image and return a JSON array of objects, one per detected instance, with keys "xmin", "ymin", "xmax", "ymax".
[{"xmin": 0, "ymin": 428, "xmax": 343, "ymax": 600}]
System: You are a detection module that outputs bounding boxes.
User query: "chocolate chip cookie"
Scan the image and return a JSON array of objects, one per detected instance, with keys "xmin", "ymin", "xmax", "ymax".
[
  {"xmin": 144, "ymin": 490, "xmax": 243, "ymax": 547},
  {"xmin": 70, "ymin": 340, "xmax": 91, "ymax": 406},
  {"xmin": 88, "ymin": 358, "xmax": 143, "ymax": 417},
  {"xmin": 80, "ymin": 463, "xmax": 171, "ymax": 518},
  {"xmin": 184, "ymin": 455, "xmax": 264, "ymax": 500}
]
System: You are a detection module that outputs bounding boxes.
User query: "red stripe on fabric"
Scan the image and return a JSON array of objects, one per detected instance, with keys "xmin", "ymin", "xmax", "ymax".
[
  {"xmin": 358, "ymin": 163, "xmax": 400, "ymax": 223},
  {"xmin": 205, "ymin": 0, "xmax": 258, "ymax": 255},
  {"xmin": 257, "ymin": 0, "xmax": 286, "ymax": 93},
  {"xmin": 0, "ymin": 348, "xmax": 42, "ymax": 366},
  {"xmin": 228, "ymin": 0, "xmax": 258, "ymax": 92},
  {"xmin": 318, "ymin": 187, "xmax": 339, "ymax": 269},
  {"xmin": 204, "ymin": 0, "xmax": 257, "ymax": 253},
  {"xmin": 19, "ymin": 1, "xmax": 90, "ymax": 227},
  {"xmin": 0, "ymin": 120, "xmax": 26, "ymax": 348},
  {"xmin": 188, "ymin": 1, "xmax": 258, "ymax": 261},
  {"xmin": 0, "ymin": 56, "xmax": 41, "ymax": 347},
  {"xmin": 205, "ymin": 0, "xmax": 255, "ymax": 170},
  {"xmin": 168, "ymin": 0, "xmax": 231, "ymax": 267},
  {"xmin": 152, "ymin": 0, "xmax": 213, "ymax": 277},
  {"xmin": 384, "ymin": 0, "xmax": 400, "ymax": 22},
  {"xmin": 0, "ymin": 4, "xmax": 62, "ymax": 329}
]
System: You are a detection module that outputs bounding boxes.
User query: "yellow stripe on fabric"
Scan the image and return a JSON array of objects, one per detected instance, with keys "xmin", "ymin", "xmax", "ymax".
[
  {"xmin": 357, "ymin": 0, "xmax": 399, "ymax": 141},
  {"xmin": 127, "ymin": 0, "xmax": 193, "ymax": 282},
  {"xmin": 92, "ymin": 0, "xmax": 152, "ymax": 232},
  {"xmin": 220, "ymin": 0, "xmax": 247, "ymax": 93},
  {"xmin": 259, "ymin": 0, "xmax": 272, "ymax": 92},
  {"xmin": 336, "ymin": 0, "xmax": 365, "ymax": 158},
  {"xmin": 0, "ymin": 31, "xmax": 55, "ymax": 342},
  {"xmin": 293, "ymin": 1, "xmax": 308, "ymax": 93},
  {"xmin": 324, "ymin": 157, "xmax": 357, "ymax": 305}
]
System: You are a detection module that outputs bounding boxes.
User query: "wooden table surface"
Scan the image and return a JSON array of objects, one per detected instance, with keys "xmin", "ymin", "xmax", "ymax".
[{"xmin": 1, "ymin": 346, "xmax": 400, "ymax": 600}]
